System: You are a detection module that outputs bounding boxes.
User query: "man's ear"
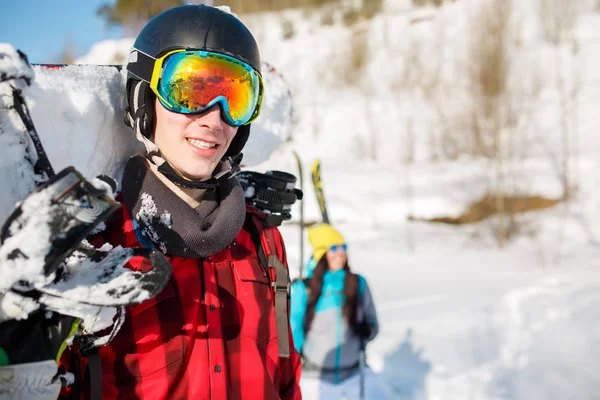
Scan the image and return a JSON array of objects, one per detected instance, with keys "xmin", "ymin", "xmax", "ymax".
[
  {"xmin": 140, "ymin": 86, "xmax": 156, "ymax": 139},
  {"xmin": 148, "ymin": 98, "xmax": 159, "ymax": 142}
]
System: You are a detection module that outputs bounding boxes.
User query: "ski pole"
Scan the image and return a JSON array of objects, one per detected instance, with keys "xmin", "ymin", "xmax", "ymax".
[
  {"xmin": 359, "ymin": 339, "xmax": 366, "ymax": 400},
  {"xmin": 293, "ymin": 151, "xmax": 305, "ymax": 278}
]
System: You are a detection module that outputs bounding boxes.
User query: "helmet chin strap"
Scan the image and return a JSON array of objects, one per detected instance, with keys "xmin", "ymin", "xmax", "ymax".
[{"xmin": 149, "ymin": 152, "xmax": 243, "ymax": 190}]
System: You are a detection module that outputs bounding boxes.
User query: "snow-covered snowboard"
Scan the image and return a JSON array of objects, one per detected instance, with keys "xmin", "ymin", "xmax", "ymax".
[
  {"xmin": 0, "ymin": 45, "xmax": 171, "ymax": 330},
  {"xmin": 1, "ymin": 42, "xmax": 295, "ymax": 315}
]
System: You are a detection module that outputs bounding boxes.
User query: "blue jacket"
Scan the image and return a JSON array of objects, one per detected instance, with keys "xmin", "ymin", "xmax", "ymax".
[{"xmin": 290, "ymin": 258, "xmax": 379, "ymax": 383}]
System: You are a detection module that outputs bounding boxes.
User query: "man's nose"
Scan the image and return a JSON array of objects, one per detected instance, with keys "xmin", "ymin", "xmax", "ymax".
[{"xmin": 192, "ymin": 104, "xmax": 223, "ymax": 129}]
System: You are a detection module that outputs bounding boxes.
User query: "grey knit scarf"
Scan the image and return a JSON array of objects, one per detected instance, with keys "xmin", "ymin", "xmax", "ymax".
[{"xmin": 121, "ymin": 155, "xmax": 246, "ymax": 258}]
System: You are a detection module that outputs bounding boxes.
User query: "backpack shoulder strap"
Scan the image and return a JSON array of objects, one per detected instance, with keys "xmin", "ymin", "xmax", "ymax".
[
  {"xmin": 87, "ymin": 349, "xmax": 102, "ymax": 400},
  {"xmin": 244, "ymin": 213, "xmax": 291, "ymax": 358},
  {"xmin": 244, "ymin": 213, "xmax": 269, "ymax": 276}
]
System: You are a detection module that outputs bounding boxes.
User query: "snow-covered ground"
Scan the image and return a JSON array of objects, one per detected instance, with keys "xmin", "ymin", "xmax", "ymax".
[
  {"xmin": 3, "ymin": 0, "xmax": 600, "ymax": 398},
  {"xmin": 278, "ymin": 164, "xmax": 600, "ymax": 399}
]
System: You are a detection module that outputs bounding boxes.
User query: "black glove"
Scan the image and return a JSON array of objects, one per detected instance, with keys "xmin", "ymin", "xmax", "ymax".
[
  {"xmin": 354, "ymin": 321, "xmax": 372, "ymax": 340},
  {"xmin": 0, "ymin": 309, "xmax": 78, "ymax": 365},
  {"xmin": 0, "ymin": 308, "xmax": 78, "ymax": 397}
]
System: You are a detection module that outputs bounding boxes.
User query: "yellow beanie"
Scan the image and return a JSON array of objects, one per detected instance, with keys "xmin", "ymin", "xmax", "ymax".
[{"xmin": 307, "ymin": 223, "xmax": 346, "ymax": 262}]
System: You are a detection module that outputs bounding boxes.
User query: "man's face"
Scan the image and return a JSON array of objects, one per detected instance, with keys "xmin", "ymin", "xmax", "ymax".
[{"xmin": 153, "ymin": 99, "xmax": 238, "ymax": 181}]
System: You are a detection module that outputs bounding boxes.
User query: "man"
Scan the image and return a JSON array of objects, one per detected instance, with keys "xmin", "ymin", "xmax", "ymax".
[{"xmin": 79, "ymin": 5, "xmax": 302, "ymax": 399}]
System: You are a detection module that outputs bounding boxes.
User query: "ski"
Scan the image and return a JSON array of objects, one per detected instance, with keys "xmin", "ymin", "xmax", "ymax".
[{"xmin": 311, "ymin": 158, "xmax": 330, "ymax": 224}]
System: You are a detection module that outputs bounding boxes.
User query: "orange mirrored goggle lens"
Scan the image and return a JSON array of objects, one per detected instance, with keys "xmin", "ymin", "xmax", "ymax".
[{"xmin": 154, "ymin": 51, "xmax": 262, "ymax": 126}]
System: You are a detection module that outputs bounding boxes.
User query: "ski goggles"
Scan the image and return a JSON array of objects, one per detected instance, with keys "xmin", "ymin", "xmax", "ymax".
[
  {"xmin": 329, "ymin": 244, "xmax": 348, "ymax": 252},
  {"xmin": 147, "ymin": 49, "xmax": 263, "ymax": 126}
]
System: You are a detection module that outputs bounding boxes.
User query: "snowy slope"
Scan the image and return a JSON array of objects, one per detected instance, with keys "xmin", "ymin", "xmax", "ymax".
[{"xmin": 252, "ymin": 2, "xmax": 600, "ymax": 398}]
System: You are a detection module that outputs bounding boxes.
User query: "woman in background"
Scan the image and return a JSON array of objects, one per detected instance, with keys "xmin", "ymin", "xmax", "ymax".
[{"xmin": 290, "ymin": 223, "xmax": 390, "ymax": 399}]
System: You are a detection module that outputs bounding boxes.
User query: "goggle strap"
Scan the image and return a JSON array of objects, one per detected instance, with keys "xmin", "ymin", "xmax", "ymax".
[{"xmin": 126, "ymin": 49, "xmax": 156, "ymax": 83}]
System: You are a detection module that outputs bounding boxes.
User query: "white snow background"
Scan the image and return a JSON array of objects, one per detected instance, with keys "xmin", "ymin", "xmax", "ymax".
[{"xmin": 2, "ymin": 0, "xmax": 600, "ymax": 398}]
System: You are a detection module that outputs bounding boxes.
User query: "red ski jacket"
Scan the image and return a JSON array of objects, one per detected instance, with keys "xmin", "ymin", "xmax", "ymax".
[{"xmin": 61, "ymin": 203, "xmax": 302, "ymax": 400}]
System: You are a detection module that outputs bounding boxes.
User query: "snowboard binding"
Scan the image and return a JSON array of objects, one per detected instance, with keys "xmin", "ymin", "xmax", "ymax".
[
  {"xmin": 1, "ymin": 167, "xmax": 121, "ymax": 280},
  {"xmin": 237, "ymin": 170, "xmax": 303, "ymax": 227}
]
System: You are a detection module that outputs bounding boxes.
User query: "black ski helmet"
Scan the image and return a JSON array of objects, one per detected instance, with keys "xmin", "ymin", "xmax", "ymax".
[{"xmin": 125, "ymin": 5, "xmax": 262, "ymax": 158}]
